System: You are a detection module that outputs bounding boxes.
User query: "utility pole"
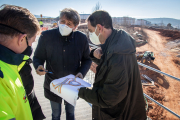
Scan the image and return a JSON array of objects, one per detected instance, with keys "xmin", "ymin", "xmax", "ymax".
[{"xmin": 40, "ymin": 14, "xmax": 42, "ymax": 21}]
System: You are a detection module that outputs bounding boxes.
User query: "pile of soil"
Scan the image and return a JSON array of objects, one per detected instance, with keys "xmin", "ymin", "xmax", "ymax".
[
  {"xmin": 172, "ymin": 58, "xmax": 180, "ymax": 68},
  {"xmin": 149, "ymin": 28, "xmax": 180, "ymax": 40},
  {"xmin": 143, "ymin": 86, "xmax": 166, "ymax": 120}
]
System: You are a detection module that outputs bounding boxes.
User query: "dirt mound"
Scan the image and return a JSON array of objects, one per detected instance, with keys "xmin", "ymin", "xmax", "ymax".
[
  {"xmin": 149, "ymin": 28, "xmax": 180, "ymax": 40},
  {"xmin": 172, "ymin": 58, "xmax": 180, "ymax": 70},
  {"xmin": 144, "ymin": 86, "xmax": 166, "ymax": 120},
  {"xmin": 173, "ymin": 59, "xmax": 180, "ymax": 65}
]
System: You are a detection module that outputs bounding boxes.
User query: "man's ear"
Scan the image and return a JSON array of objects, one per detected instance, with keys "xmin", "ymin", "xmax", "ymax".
[
  {"xmin": 17, "ymin": 34, "xmax": 27, "ymax": 46},
  {"xmin": 97, "ymin": 24, "xmax": 103, "ymax": 33}
]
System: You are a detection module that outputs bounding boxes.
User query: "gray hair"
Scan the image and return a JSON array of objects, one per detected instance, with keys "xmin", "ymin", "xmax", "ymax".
[{"xmin": 60, "ymin": 8, "xmax": 80, "ymax": 26}]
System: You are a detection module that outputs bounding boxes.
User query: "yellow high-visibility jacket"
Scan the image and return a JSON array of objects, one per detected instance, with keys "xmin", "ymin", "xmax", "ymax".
[
  {"xmin": 0, "ymin": 44, "xmax": 33, "ymax": 120},
  {"xmin": 39, "ymin": 21, "xmax": 43, "ymax": 26}
]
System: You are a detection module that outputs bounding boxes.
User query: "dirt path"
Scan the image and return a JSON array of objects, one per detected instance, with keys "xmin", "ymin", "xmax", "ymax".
[{"xmin": 136, "ymin": 29, "xmax": 180, "ymax": 120}]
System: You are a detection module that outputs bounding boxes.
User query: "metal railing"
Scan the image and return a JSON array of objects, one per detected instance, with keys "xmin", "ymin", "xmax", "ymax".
[
  {"xmin": 88, "ymin": 44, "xmax": 180, "ymax": 119},
  {"xmin": 138, "ymin": 62, "xmax": 180, "ymax": 82},
  {"xmin": 144, "ymin": 93, "xmax": 180, "ymax": 119}
]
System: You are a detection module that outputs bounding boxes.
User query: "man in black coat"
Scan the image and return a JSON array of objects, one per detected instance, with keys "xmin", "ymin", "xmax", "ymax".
[
  {"xmin": 78, "ymin": 10, "xmax": 147, "ymax": 120},
  {"xmin": 19, "ymin": 46, "xmax": 45, "ymax": 120},
  {"xmin": 33, "ymin": 8, "xmax": 92, "ymax": 120}
]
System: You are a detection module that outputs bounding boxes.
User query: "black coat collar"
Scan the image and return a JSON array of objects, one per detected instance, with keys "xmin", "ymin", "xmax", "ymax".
[
  {"xmin": 101, "ymin": 29, "xmax": 115, "ymax": 53},
  {"xmin": 0, "ymin": 44, "xmax": 24, "ymax": 65},
  {"xmin": 100, "ymin": 29, "xmax": 116, "ymax": 60}
]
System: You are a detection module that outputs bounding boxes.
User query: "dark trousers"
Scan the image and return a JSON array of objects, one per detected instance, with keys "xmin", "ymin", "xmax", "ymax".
[{"xmin": 50, "ymin": 101, "xmax": 75, "ymax": 120}]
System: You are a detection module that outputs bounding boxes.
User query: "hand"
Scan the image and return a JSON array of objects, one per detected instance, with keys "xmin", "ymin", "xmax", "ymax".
[
  {"xmin": 75, "ymin": 72, "xmax": 83, "ymax": 79},
  {"xmin": 36, "ymin": 65, "xmax": 47, "ymax": 76},
  {"xmin": 93, "ymin": 48, "xmax": 103, "ymax": 59}
]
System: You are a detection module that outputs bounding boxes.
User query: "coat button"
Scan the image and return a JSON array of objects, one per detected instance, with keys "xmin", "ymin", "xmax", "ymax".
[
  {"xmin": 63, "ymin": 50, "xmax": 65, "ymax": 52},
  {"xmin": 64, "ymin": 66, "xmax": 65, "ymax": 68},
  {"xmin": 93, "ymin": 118, "xmax": 94, "ymax": 119}
]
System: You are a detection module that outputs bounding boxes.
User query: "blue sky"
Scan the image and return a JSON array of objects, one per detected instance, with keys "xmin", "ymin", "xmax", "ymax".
[{"xmin": 0, "ymin": 0, "xmax": 180, "ymax": 19}]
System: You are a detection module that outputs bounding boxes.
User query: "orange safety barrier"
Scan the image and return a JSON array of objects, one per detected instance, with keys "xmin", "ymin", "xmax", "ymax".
[
  {"xmin": 37, "ymin": 27, "xmax": 48, "ymax": 35},
  {"xmin": 41, "ymin": 27, "xmax": 48, "ymax": 31}
]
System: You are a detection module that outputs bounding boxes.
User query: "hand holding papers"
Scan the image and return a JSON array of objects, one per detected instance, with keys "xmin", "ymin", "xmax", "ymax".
[{"xmin": 50, "ymin": 74, "xmax": 91, "ymax": 106}]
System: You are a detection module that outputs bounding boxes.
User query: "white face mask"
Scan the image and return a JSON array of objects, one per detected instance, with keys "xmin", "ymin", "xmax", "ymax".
[
  {"xmin": 59, "ymin": 23, "xmax": 73, "ymax": 36},
  {"xmin": 89, "ymin": 26, "xmax": 101, "ymax": 45}
]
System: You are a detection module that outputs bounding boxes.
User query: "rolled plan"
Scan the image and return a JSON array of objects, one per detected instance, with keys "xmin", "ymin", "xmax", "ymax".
[{"xmin": 50, "ymin": 74, "xmax": 91, "ymax": 106}]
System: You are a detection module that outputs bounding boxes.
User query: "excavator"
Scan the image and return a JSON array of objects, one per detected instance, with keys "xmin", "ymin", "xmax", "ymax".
[{"xmin": 136, "ymin": 51, "xmax": 155, "ymax": 63}]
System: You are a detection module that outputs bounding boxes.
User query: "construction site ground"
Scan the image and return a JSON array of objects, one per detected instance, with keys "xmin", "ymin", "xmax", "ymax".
[{"xmin": 136, "ymin": 28, "xmax": 180, "ymax": 120}]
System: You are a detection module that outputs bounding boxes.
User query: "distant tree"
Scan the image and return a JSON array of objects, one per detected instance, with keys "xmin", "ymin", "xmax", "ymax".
[
  {"xmin": 92, "ymin": 2, "xmax": 102, "ymax": 13},
  {"xmin": 167, "ymin": 23, "xmax": 172, "ymax": 28}
]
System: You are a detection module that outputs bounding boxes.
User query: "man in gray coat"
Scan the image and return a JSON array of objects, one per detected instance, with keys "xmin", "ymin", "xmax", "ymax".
[{"xmin": 78, "ymin": 10, "xmax": 147, "ymax": 120}]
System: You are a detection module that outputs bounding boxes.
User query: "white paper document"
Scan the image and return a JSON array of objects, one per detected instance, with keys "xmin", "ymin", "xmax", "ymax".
[{"xmin": 50, "ymin": 74, "xmax": 91, "ymax": 106}]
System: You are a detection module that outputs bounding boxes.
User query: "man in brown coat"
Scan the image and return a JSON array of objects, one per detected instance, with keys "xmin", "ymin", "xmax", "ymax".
[{"xmin": 78, "ymin": 10, "xmax": 147, "ymax": 120}]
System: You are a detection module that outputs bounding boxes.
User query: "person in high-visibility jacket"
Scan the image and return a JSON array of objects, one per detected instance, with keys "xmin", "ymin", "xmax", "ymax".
[
  {"xmin": 39, "ymin": 20, "xmax": 44, "ymax": 27},
  {"xmin": 0, "ymin": 4, "xmax": 40, "ymax": 120}
]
